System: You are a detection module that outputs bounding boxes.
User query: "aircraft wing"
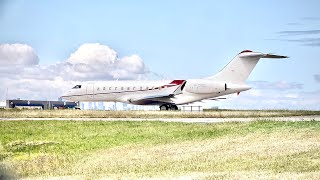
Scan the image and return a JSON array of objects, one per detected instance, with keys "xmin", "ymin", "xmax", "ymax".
[
  {"xmin": 127, "ymin": 80, "xmax": 186, "ymax": 105},
  {"xmin": 206, "ymin": 97, "xmax": 227, "ymax": 101},
  {"xmin": 128, "ymin": 94, "xmax": 174, "ymax": 105}
]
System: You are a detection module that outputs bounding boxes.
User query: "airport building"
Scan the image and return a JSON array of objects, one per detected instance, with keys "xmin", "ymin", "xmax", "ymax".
[
  {"xmin": 2, "ymin": 100, "xmax": 209, "ymax": 111},
  {"xmin": 0, "ymin": 101, "xmax": 6, "ymax": 109},
  {"xmin": 5, "ymin": 99, "xmax": 78, "ymax": 110}
]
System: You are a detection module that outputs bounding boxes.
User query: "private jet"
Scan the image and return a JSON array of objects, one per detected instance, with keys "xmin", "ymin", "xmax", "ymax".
[{"xmin": 61, "ymin": 50, "xmax": 287, "ymax": 110}]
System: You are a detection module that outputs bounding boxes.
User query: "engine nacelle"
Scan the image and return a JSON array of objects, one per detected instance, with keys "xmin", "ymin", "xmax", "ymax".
[{"xmin": 184, "ymin": 79, "xmax": 226, "ymax": 94}]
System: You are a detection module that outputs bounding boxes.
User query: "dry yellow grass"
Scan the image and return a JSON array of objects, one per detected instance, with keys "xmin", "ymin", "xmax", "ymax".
[
  {"xmin": 69, "ymin": 129, "xmax": 320, "ymax": 178},
  {"xmin": 1, "ymin": 109, "xmax": 319, "ymax": 118},
  {"xmin": 20, "ymin": 172, "xmax": 320, "ymax": 180},
  {"xmin": 18, "ymin": 130, "xmax": 320, "ymax": 179}
]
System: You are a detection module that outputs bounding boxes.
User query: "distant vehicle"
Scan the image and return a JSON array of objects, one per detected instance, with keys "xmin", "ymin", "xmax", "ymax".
[{"xmin": 61, "ymin": 50, "xmax": 287, "ymax": 110}]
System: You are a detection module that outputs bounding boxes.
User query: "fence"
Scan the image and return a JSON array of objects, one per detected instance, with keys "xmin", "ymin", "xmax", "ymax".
[{"xmin": 180, "ymin": 105, "xmax": 203, "ymax": 112}]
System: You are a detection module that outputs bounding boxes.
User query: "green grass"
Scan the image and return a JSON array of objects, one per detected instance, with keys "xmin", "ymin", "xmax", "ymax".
[
  {"xmin": 1, "ymin": 109, "xmax": 320, "ymax": 118},
  {"xmin": 0, "ymin": 120, "xmax": 320, "ymax": 179},
  {"xmin": 0, "ymin": 121, "xmax": 238, "ymax": 155}
]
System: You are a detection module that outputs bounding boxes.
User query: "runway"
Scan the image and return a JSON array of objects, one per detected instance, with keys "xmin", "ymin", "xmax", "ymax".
[{"xmin": 1, "ymin": 115, "xmax": 319, "ymax": 123}]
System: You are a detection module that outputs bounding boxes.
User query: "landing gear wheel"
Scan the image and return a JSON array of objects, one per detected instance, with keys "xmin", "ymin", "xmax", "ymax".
[
  {"xmin": 159, "ymin": 104, "xmax": 178, "ymax": 111},
  {"xmin": 170, "ymin": 105, "xmax": 178, "ymax": 111},
  {"xmin": 160, "ymin": 105, "xmax": 168, "ymax": 111}
]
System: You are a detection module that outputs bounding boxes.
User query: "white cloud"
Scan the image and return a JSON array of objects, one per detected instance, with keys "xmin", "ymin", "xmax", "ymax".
[
  {"xmin": 249, "ymin": 81, "xmax": 303, "ymax": 90},
  {"xmin": 212, "ymin": 88, "xmax": 320, "ymax": 110},
  {"xmin": 0, "ymin": 43, "xmax": 149, "ymax": 100},
  {"xmin": 68, "ymin": 43, "xmax": 117, "ymax": 65},
  {"xmin": 248, "ymin": 89, "xmax": 262, "ymax": 97},
  {"xmin": 207, "ymin": 80, "xmax": 320, "ymax": 110},
  {"xmin": 111, "ymin": 55, "xmax": 145, "ymax": 79},
  {"xmin": 284, "ymin": 93, "xmax": 299, "ymax": 99},
  {"xmin": 0, "ymin": 43, "xmax": 39, "ymax": 65},
  {"xmin": 1, "ymin": 78, "xmax": 75, "ymax": 100},
  {"xmin": 61, "ymin": 43, "xmax": 147, "ymax": 81}
]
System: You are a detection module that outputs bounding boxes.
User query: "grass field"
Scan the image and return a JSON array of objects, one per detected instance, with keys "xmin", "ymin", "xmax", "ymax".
[
  {"xmin": 1, "ymin": 109, "xmax": 320, "ymax": 118},
  {"xmin": 0, "ymin": 120, "xmax": 320, "ymax": 179}
]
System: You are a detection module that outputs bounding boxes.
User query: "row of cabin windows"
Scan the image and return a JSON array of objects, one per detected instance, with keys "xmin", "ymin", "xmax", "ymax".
[{"xmin": 96, "ymin": 86, "xmax": 163, "ymax": 91}]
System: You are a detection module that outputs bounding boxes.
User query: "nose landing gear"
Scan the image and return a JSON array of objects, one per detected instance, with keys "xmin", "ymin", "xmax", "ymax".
[{"xmin": 159, "ymin": 104, "xmax": 178, "ymax": 111}]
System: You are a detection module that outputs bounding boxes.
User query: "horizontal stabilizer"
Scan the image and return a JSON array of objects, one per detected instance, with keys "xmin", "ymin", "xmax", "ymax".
[
  {"xmin": 239, "ymin": 52, "xmax": 288, "ymax": 59},
  {"xmin": 262, "ymin": 54, "xmax": 288, "ymax": 59}
]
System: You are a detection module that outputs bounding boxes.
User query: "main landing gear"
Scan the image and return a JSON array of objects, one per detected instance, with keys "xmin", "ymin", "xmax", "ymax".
[{"xmin": 159, "ymin": 104, "xmax": 178, "ymax": 111}]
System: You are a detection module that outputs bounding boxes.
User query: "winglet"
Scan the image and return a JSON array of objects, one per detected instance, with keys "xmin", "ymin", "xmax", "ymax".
[{"xmin": 172, "ymin": 80, "xmax": 187, "ymax": 95}]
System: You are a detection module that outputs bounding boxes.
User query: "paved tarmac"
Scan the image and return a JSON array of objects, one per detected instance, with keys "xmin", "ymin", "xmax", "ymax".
[{"xmin": 1, "ymin": 116, "xmax": 319, "ymax": 123}]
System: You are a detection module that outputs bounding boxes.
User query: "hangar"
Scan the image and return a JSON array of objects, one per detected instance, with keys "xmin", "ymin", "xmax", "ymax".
[{"xmin": 5, "ymin": 100, "xmax": 78, "ymax": 110}]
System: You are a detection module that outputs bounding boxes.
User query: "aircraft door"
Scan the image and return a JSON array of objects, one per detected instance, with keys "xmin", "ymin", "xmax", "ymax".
[{"xmin": 87, "ymin": 83, "xmax": 94, "ymax": 100}]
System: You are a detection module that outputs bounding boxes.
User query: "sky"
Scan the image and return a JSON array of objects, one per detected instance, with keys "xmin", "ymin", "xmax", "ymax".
[{"xmin": 0, "ymin": 0, "xmax": 320, "ymax": 110}]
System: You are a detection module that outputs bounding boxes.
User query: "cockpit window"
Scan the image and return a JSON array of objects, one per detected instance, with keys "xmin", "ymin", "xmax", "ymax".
[{"xmin": 72, "ymin": 85, "xmax": 82, "ymax": 89}]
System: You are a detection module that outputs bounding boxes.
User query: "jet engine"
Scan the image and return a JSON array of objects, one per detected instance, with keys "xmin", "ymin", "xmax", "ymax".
[{"xmin": 184, "ymin": 80, "xmax": 227, "ymax": 94}]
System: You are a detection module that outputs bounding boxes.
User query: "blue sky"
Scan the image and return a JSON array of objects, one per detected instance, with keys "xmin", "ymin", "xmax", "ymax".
[{"xmin": 1, "ymin": 0, "xmax": 320, "ymax": 109}]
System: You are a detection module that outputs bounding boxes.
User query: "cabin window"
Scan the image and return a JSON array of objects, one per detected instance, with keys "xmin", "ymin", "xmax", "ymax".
[
  {"xmin": 127, "ymin": 87, "xmax": 130, "ymax": 90},
  {"xmin": 140, "ymin": 87, "xmax": 142, "ymax": 90},
  {"xmin": 72, "ymin": 85, "xmax": 81, "ymax": 89},
  {"xmin": 103, "ymin": 87, "xmax": 106, "ymax": 90},
  {"xmin": 97, "ymin": 87, "xmax": 100, "ymax": 91},
  {"xmin": 109, "ymin": 87, "xmax": 112, "ymax": 90},
  {"xmin": 146, "ymin": 87, "xmax": 149, "ymax": 90},
  {"xmin": 121, "ymin": 87, "xmax": 124, "ymax": 90},
  {"xmin": 115, "ymin": 87, "xmax": 117, "ymax": 90},
  {"xmin": 133, "ymin": 87, "xmax": 136, "ymax": 90}
]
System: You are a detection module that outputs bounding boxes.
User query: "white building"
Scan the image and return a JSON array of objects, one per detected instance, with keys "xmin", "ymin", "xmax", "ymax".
[{"xmin": 0, "ymin": 101, "xmax": 6, "ymax": 109}]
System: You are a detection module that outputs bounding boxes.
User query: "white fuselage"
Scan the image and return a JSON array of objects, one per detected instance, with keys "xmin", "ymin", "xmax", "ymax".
[{"xmin": 62, "ymin": 79, "xmax": 251, "ymax": 105}]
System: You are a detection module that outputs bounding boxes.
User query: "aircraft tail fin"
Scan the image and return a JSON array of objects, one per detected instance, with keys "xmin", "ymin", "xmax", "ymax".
[{"xmin": 205, "ymin": 50, "xmax": 288, "ymax": 83}]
